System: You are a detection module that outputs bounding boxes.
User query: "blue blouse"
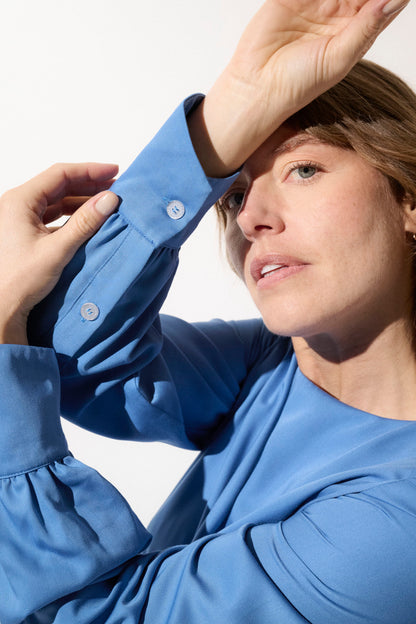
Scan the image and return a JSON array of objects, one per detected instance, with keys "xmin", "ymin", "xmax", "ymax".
[{"xmin": 1, "ymin": 96, "xmax": 416, "ymax": 624}]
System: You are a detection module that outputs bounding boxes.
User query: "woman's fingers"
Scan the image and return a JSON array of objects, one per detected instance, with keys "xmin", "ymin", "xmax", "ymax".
[
  {"xmin": 0, "ymin": 168, "xmax": 120, "ymax": 336},
  {"xmin": 328, "ymin": 0, "xmax": 410, "ymax": 76},
  {"xmin": 15, "ymin": 163, "xmax": 119, "ymax": 212},
  {"xmin": 48, "ymin": 190, "xmax": 119, "ymax": 265},
  {"xmin": 381, "ymin": 0, "xmax": 410, "ymax": 16},
  {"xmin": 43, "ymin": 197, "xmax": 91, "ymax": 224},
  {"xmin": 43, "ymin": 184, "xmax": 117, "ymax": 224}
]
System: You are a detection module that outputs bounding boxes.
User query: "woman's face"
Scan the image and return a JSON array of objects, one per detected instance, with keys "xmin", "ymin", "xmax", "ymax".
[{"xmin": 223, "ymin": 126, "xmax": 414, "ymax": 343}]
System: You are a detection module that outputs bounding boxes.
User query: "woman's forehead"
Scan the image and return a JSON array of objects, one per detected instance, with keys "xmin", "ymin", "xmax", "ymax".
[{"xmin": 239, "ymin": 128, "xmax": 331, "ymax": 180}]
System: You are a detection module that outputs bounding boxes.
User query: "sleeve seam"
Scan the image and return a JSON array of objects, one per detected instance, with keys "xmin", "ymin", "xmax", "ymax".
[
  {"xmin": 0, "ymin": 454, "xmax": 69, "ymax": 480},
  {"xmin": 302, "ymin": 472, "xmax": 416, "ymax": 510},
  {"xmin": 117, "ymin": 209, "xmax": 156, "ymax": 247}
]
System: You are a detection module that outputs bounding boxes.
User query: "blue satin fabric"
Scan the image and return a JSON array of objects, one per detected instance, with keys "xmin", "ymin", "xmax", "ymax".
[{"xmin": 1, "ymin": 99, "xmax": 416, "ymax": 623}]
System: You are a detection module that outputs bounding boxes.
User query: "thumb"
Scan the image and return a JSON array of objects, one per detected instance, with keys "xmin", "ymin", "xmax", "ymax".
[{"xmin": 52, "ymin": 190, "xmax": 119, "ymax": 264}]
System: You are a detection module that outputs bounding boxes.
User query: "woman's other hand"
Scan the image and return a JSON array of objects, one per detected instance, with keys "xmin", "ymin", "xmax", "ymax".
[
  {"xmin": 0, "ymin": 163, "xmax": 119, "ymax": 345},
  {"xmin": 189, "ymin": 0, "xmax": 410, "ymax": 177}
]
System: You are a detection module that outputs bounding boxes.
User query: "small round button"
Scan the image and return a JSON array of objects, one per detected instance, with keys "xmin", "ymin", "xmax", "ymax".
[
  {"xmin": 166, "ymin": 200, "xmax": 185, "ymax": 220},
  {"xmin": 80, "ymin": 302, "xmax": 100, "ymax": 321}
]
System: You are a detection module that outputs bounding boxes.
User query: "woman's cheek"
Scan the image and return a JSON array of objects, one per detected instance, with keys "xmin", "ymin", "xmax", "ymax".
[{"xmin": 225, "ymin": 225, "xmax": 248, "ymax": 280}]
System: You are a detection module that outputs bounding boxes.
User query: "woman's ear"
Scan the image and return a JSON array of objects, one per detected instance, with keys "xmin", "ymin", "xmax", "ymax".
[{"xmin": 402, "ymin": 193, "xmax": 416, "ymax": 236}]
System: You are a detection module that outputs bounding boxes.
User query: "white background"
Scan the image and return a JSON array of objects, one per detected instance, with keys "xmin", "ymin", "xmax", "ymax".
[{"xmin": 1, "ymin": 0, "xmax": 415, "ymax": 525}]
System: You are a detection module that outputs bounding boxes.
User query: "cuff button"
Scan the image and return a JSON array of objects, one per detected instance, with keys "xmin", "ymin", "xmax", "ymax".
[
  {"xmin": 80, "ymin": 302, "xmax": 100, "ymax": 321},
  {"xmin": 166, "ymin": 200, "xmax": 185, "ymax": 220}
]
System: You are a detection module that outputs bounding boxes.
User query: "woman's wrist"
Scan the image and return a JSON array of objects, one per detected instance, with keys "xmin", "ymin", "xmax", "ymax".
[
  {"xmin": 0, "ymin": 311, "xmax": 29, "ymax": 345},
  {"xmin": 187, "ymin": 72, "xmax": 286, "ymax": 178}
]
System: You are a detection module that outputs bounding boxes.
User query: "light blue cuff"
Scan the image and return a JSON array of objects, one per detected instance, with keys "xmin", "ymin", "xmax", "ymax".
[
  {"xmin": 0, "ymin": 345, "xmax": 68, "ymax": 477},
  {"xmin": 111, "ymin": 94, "xmax": 237, "ymax": 248},
  {"xmin": 28, "ymin": 96, "xmax": 239, "ymax": 351}
]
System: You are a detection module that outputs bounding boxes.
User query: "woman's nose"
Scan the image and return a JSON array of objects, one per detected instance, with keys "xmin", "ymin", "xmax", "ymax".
[{"xmin": 236, "ymin": 181, "xmax": 285, "ymax": 241}]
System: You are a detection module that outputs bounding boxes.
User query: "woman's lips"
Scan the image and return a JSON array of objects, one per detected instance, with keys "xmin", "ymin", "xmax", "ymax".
[{"xmin": 250, "ymin": 254, "xmax": 308, "ymax": 288}]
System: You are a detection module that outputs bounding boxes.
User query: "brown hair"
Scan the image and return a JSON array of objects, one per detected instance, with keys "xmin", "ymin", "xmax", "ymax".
[{"xmin": 216, "ymin": 59, "xmax": 416, "ymax": 226}]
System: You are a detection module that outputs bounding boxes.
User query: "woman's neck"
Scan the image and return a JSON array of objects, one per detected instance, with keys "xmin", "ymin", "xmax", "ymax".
[{"xmin": 292, "ymin": 318, "xmax": 416, "ymax": 421}]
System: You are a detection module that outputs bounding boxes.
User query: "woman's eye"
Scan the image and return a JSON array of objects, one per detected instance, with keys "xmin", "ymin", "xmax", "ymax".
[
  {"xmin": 288, "ymin": 163, "xmax": 320, "ymax": 181},
  {"xmin": 223, "ymin": 191, "xmax": 245, "ymax": 212},
  {"xmin": 297, "ymin": 165, "xmax": 316, "ymax": 179},
  {"xmin": 295, "ymin": 165, "xmax": 317, "ymax": 180}
]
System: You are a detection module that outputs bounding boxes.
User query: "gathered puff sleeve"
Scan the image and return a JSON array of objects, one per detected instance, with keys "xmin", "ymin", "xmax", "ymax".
[
  {"xmin": 0, "ymin": 345, "xmax": 151, "ymax": 624},
  {"xmin": 1, "ymin": 345, "xmax": 416, "ymax": 623},
  {"xmin": 26, "ymin": 96, "xmax": 263, "ymax": 450}
]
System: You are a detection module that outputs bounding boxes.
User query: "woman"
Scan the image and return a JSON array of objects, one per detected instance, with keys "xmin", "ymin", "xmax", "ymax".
[{"xmin": 0, "ymin": 1, "xmax": 415, "ymax": 622}]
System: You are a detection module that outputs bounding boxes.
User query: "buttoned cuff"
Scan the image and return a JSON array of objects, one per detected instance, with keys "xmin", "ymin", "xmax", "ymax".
[
  {"xmin": 27, "ymin": 96, "xmax": 239, "ymax": 350},
  {"xmin": 0, "ymin": 345, "xmax": 68, "ymax": 477},
  {"xmin": 111, "ymin": 94, "xmax": 238, "ymax": 249}
]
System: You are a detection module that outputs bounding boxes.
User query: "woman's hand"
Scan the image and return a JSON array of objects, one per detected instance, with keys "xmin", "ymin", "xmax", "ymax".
[
  {"xmin": 189, "ymin": 0, "xmax": 410, "ymax": 177},
  {"xmin": 0, "ymin": 163, "xmax": 119, "ymax": 345}
]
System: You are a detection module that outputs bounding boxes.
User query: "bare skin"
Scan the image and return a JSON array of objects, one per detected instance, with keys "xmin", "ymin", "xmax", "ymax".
[
  {"xmin": 293, "ymin": 326, "xmax": 416, "ymax": 421},
  {"xmin": 220, "ymin": 128, "xmax": 416, "ymax": 421}
]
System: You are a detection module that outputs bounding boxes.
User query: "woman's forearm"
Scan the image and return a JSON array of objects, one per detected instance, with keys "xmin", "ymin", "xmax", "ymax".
[{"xmin": 187, "ymin": 0, "xmax": 409, "ymax": 178}]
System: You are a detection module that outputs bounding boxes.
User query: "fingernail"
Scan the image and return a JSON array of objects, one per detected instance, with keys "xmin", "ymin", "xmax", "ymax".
[
  {"xmin": 382, "ymin": 0, "xmax": 408, "ymax": 16},
  {"xmin": 95, "ymin": 192, "xmax": 119, "ymax": 216}
]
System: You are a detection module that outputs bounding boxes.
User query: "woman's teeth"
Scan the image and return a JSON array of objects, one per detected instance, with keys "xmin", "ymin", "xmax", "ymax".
[{"xmin": 260, "ymin": 264, "xmax": 285, "ymax": 277}]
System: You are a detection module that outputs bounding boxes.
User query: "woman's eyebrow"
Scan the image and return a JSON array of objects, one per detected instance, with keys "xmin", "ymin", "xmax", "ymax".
[{"xmin": 273, "ymin": 134, "xmax": 323, "ymax": 156}]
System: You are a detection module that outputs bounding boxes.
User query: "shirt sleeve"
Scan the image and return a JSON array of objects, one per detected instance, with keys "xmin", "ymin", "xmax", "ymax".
[
  {"xmin": 27, "ymin": 96, "xmax": 259, "ymax": 449},
  {"xmin": 1, "ymin": 346, "xmax": 416, "ymax": 624}
]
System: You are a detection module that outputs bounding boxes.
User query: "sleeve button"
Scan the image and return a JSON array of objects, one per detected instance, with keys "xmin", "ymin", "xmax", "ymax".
[
  {"xmin": 80, "ymin": 302, "xmax": 100, "ymax": 321},
  {"xmin": 166, "ymin": 200, "xmax": 185, "ymax": 220}
]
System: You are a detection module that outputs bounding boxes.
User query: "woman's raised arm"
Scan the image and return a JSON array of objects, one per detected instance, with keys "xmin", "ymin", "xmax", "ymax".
[{"xmin": 188, "ymin": 0, "xmax": 410, "ymax": 177}]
